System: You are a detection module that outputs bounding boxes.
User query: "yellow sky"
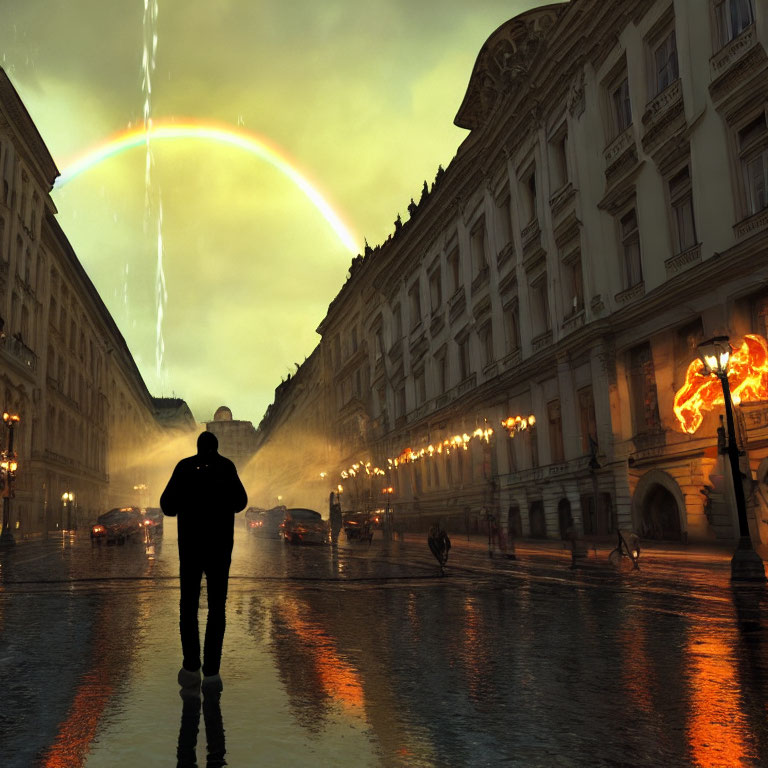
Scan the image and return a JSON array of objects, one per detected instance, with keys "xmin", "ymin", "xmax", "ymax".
[{"xmin": 0, "ymin": 0, "xmax": 539, "ymax": 425}]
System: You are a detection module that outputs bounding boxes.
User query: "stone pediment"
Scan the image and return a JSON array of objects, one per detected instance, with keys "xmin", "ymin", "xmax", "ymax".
[{"xmin": 454, "ymin": 5, "xmax": 563, "ymax": 130}]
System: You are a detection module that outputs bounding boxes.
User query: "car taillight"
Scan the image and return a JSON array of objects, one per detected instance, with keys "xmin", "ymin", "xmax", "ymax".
[
  {"xmin": 92, "ymin": 525, "xmax": 105, "ymax": 534},
  {"xmin": 143, "ymin": 519, "xmax": 152, "ymax": 526}
]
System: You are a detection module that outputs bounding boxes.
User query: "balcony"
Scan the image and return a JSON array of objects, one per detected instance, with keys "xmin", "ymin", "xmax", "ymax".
[
  {"xmin": 457, "ymin": 373, "xmax": 477, "ymax": 396},
  {"xmin": 549, "ymin": 182, "xmax": 575, "ymax": 219},
  {"xmin": 614, "ymin": 281, "xmax": 645, "ymax": 306},
  {"xmin": 471, "ymin": 264, "xmax": 489, "ymax": 295},
  {"xmin": 388, "ymin": 338, "xmax": 403, "ymax": 364},
  {"xmin": 496, "ymin": 241, "xmax": 515, "ymax": 268},
  {"xmin": 531, "ymin": 330, "xmax": 552, "ymax": 354},
  {"xmin": 709, "ymin": 24, "xmax": 765, "ymax": 107},
  {"xmin": 734, "ymin": 209, "xmax": 768, "ymax": 240},
  {"xmin": 2, "ymin": 333, "xmax": 37, "ymax": 373},
  {"xmin": 448, "ymin": 287, "xmax": 466, "ymax": 324},
  {"xmin": 409, "ymin": 331, "xmax": 428, "ymax": 363},
  {"xmin": 500, "ymin": 348, "xmax": 522, "ymax": 371},
  {"xmin": 429, "ymin": 310, "xmax": 445, "ymax": 337},
  {"xmin": 561, "ymin": 308, "xmax": 585, "ymax": 334},
  {"xmin": 664, "ymin": 243, "xmax": 701, "ymax": 278},
  {"xmin": 521, "ymin": 219, "xmax": 546, "ymax": 271},
  {"xmin": 641, "ymin": 79, "xmax": 685, "ymax": 157}
]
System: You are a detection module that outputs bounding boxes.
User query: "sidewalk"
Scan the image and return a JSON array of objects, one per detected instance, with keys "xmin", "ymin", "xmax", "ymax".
[{"xmin": 392, "ymin": 531, "xmax": 762, "ymax": 586}]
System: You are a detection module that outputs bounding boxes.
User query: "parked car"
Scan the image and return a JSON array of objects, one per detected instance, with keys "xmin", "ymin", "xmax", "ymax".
[
  {"xmin": 281, "ymin": 508, "xmax": 329, "ymax": 545},
  {"xmin": 343, "ymin": 512, "xmax": 374, "ymax": 542},
  {"xmin": 91, "ymin": 507, "xmax": 145, "ymax": 544},
  {"xmin": 142, "ymin": 507, "xmax": 164, "ymax": 534},
  {"xmin": 245, "ymin": 506, "xmax": 285, "ymax": 538}
]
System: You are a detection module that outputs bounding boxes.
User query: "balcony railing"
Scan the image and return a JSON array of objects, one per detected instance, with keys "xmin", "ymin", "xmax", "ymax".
[{"xmin": 2, "ymin": 333, "xmax": 37, "ymax": 372}]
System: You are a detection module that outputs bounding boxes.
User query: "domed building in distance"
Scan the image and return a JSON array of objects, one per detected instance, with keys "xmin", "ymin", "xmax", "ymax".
[{"xmin": 205, "ymin": 406, "xmax": 258, "ymax": 472}]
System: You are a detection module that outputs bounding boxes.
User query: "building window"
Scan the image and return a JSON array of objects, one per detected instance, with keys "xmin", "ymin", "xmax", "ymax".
[
  {"xmin": 481, "ymin": 323, "xmax": 494, "ymax": 367},
  {"xmin": 550, "ymin": 133, "xmax": 568, "ymax": 190},
  {"xmin": 521, "ymin": 167, "xmax": 537, "ymax": 224},
  {"xmin": 447, "ymin": 248, "xmax": 461, "ymax": 295},
  {"xmin": 395, "ymin": 386, "xmax": 406, "ymax": 419},
  {"xmin": 715, "ymin": 0, "xmax": 755, "ymax": 47},
  {"xmin": 620, "ymin": 209, "xmax": 643, "ymax": 288},
  {"xmin": 547, "ymin": 399, "xmax": 564, "ymax": 464},
  {"xmin": 470, "ymin": 218, "xmax": 487, "ymax": 276},
  {"xmin": 496, "ymin": 194, "xmax": 512, "ymax": 250},
  {"xmin": 409, "ymin": 282, "xmax": 421, "ymax": 330},
  {"xmin": 332, "ymin": 335, "xmax": 341, "ymax": 367},
  {"xmin": 612, "ymin": 76, "xmax": 632, "ymax": 135},
  {"xmin": 374, "ymin": 327, "xmax": 384, "ymax": 359},
  {"xmin": 562, "ymin": 251, "xmax": 584, "ymax": 317},
  {"xmin": 392, "ymin": 303, "xmax": 403, "ymax": 340},
  {"xmin": 674, "ymin": 318, "xmax": 704, "ymax": 386},
  {"xmin": 577, "ymin": 386, "xmax": 597, "ymax": 455},
  {"xmin": 415, "ymin": 369, "xmax": 426, "ymax": 406},
  {"xmin": 653, "ymin": 30, "xmax": 679, "ymax": 96},
  {"xmin": 669, "ymin": 167, "xmax": 697, "ymax": 252},
  {"xmin": 628, "ymin": 342, "xmax": 661, "ymax": 434},
  {"xmin": 429, "ymin": 268, "xmax": 442, "ymax": 313},
  {"xmin": 458, "ymin": 336, "xmax": 471, "ymax": 381},
  {"xmin": 530, "ymin": 274, "xmax": 550, "ymax": 336},
  {"xmin": 505, "ymin": 303, "xmax": 521, "ymax": 352},
  {"xmin": 435, "ymin": 354, "xmax": 447, "ymax": 394},
  {"xmin": 350, "ymin": 324, "xmax": 358, "ymax": 354},
  {"xmin": 739, "ymin": 113, "xmax": 768, "ymax": 216}
]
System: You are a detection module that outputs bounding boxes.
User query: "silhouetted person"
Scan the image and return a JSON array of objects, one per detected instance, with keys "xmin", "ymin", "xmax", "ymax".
[
  {"xmin": 161, "ymin": 431, "xmax": 247, "ymax": 695},
  {"xmin": 428, "ymin": 522, "xmax": 451, "ymax": 576}
]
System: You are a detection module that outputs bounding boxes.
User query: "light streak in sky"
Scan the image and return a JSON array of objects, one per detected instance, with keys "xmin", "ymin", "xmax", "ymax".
[
  {"xmin": 141, "ymin": 0, "xmax": 167, "ymax": 384},
  {"xmin": 54, "ymin": 120, "xmax": 361, "ymax": 255}
]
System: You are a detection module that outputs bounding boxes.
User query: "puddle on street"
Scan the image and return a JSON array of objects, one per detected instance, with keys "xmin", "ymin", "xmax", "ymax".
[{"xmin": 2, "ymin": 529, "xmax": 768, "ymax": 767}]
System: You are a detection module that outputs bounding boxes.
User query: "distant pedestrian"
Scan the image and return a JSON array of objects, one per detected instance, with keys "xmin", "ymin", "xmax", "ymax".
[
  {"xmin": 427, "ymin": 522, "xmax": 451, "ymax": 576},
  {"xmin": 161, "ymin": 431, "xmax": 247, "ymax": 696}
]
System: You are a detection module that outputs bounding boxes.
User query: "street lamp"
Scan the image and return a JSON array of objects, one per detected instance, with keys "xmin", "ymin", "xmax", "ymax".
[
  {"xmin": 381, "ymin": 485, "xmax": 394, "ymax": 540},
  {"xmin": 0, "ymin": 411, "xmax": 20, "ymax": 547},
  {"xmin": 61, "ymin": 492, "xmax": 75, "ymax": 531},
  {"xmin": 483, "ymin": 507, "xmax": 495, "ymax": 558},
  {"xmin": 697, "ymin": 336, "xmax": 765, "ymax": 582}
]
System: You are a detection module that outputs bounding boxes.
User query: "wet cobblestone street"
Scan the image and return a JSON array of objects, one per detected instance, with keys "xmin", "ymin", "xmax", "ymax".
[{"xmin": 1, "ymin": 523, "xmax": 768, "ymax": 767}]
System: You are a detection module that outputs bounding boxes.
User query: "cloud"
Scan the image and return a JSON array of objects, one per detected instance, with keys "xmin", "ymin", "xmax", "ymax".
[{"xmin": 1, "ymin": 0, "xmax": 540, "ymax": 424}]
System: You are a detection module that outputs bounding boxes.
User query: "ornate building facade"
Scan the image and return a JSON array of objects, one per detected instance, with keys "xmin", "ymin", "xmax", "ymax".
[
  {"xmin": 0, "ymin": 68, "xmax": 189, "ymax": 537},
  {"xmin": 257, "ymin": 0, "xmax": 768, "ymax": 543}
]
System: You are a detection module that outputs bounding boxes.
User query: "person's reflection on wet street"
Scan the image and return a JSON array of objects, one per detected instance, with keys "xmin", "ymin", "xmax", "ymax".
[{"xmin": 176, "ymin": 691, "xmax": 227, "ymax": 768}]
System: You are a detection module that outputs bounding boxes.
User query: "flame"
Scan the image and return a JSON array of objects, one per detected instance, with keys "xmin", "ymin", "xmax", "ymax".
[{"xmin": 673, "ymin": 334, "xmax": 768, "ymax": 434}]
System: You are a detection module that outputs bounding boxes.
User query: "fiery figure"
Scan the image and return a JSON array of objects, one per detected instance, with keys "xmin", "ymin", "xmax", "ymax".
[{"xmin": 673, "ymin": 334, "xmax": 768, "ymax": 434}]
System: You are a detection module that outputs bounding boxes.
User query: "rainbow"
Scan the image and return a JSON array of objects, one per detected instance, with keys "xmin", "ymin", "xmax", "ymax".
[{"xmin": 54, "ymin": 119, "xmax": 360, "ymax": 254}]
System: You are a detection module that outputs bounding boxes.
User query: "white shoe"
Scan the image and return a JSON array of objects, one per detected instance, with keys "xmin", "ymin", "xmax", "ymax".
[{"xmin": 202, "ymin": 673, "xmax": 223, "ymax": 694}]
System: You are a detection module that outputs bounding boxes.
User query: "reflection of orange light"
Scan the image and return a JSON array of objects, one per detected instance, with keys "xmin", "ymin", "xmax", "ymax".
[
  {"xmin": 685, "ymin": 633, "xmax": 750, "ymax": 767},
  {"xmin": 673, "ymin": 334, "xmax": 768, "ymax": 434},
  {"xmin": 282, "ymin": 601, "xmax": 365, "ymax": 715}
]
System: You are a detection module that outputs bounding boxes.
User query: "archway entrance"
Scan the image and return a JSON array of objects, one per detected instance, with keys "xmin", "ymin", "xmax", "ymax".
[
  {"xmin": 529, "ymin": 501, "xmax": 546, "ymax": 538},
  {"xmin": 508, "ymin": 505, "xmax": 522, "ymax": 538},
  {"xmin": 558, "ymin": 499, "xmax": 573, "ymax": 539},
  {"xmin": 640, "ymin": 484, "xmax": 682, "ymax": 540}
]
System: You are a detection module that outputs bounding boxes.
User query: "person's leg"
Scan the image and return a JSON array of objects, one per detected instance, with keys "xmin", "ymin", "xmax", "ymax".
[
  {"xmin": 179, "ymin": 552, "xmax": 204, "ymax": 672},
  {"xmin": 202, "ymin": 548, "xmax": 232, "ymax": 677}
]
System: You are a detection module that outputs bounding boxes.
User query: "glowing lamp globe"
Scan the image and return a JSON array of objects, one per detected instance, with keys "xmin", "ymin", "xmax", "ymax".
[{"xmin": 697, "ymin": 336, "xmax": 731, "ymax": 377}]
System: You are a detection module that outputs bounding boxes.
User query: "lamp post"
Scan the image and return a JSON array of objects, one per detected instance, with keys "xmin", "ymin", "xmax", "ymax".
[
  {"xmin": 61, "ymin": 492, "xmax": 75, "ymax": 531},
  {"xmin": 0, "ymin": 411, "xmax": 20, "ymax": 547},
  {"xmin": 381, "ymin": 485, "xmax": 394, "ymax": 540},
  {"xmin": 483, "ymin": 507, "xmax": 495, "ymax": 558},
  {"xmin": 697, "ymin": 336, "xmax": 765, "ymax": 582}
]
